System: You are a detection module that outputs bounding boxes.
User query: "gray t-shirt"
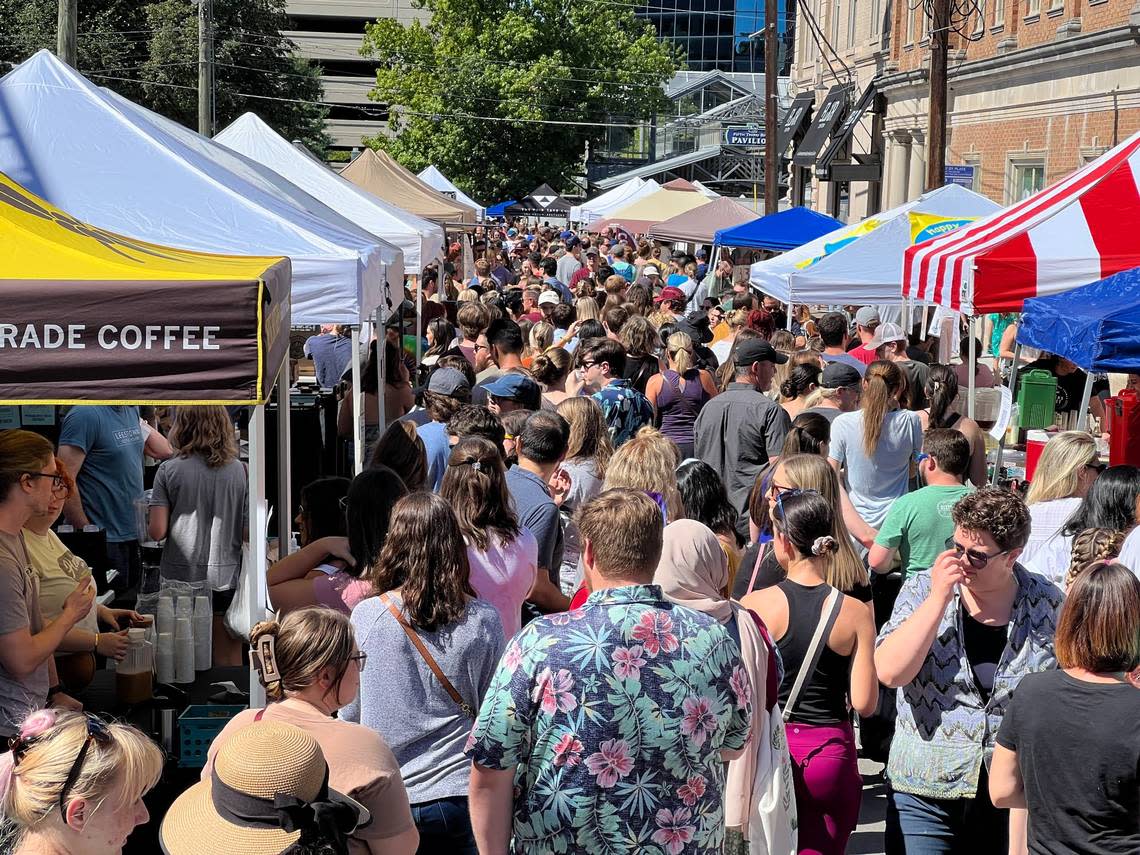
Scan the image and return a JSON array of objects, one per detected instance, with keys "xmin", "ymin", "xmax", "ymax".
[
  {"xmin": 150, "ymin": 455, "xmax": 247, "ymax": 590},
  {"xmin": 801, "ymin": 406, "xmax": 843, "ymax": 424},
  {"xmin": 0, "ymin": 531, "xmax": 47, "ymax": 736},
  {"xmin": 829, "ymin": 408, "xmax": 924, "ymax": 528},
  {"xmin": 343, "ymin": 595, "xmax": 504, "ymax": 803},
  {"xmin": 558, "ymin": 457, "xmax": 604, "ymax": 594}
]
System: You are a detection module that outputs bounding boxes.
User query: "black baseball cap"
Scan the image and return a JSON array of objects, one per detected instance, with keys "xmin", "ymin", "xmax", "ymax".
[
  {"xmin": 734, "ymin": 339, "xmax": 788, "ymax": 367},
  {"xmin": 820, "ymin": 362, "xmax": 862, "ymax": 388}
]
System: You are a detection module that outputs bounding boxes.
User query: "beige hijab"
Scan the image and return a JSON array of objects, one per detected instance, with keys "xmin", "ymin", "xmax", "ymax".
[{"xmin": 656, "ymin": 519, "xmax": 770, "ymax": 833}]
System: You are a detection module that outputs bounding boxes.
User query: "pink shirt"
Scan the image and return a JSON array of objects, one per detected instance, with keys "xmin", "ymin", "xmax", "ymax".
[
  {"xmin": 466, "ymin": 530, "xmax": 538, "ymax": 639},
  {"xmin": 313, "ymin": 570, "xmax": 373, "ymax": 615}
]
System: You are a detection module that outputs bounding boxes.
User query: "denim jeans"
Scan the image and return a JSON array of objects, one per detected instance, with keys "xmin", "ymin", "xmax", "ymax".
[
  {"xmin": 410, "ymin": 795, "xmax": 478, "ymax": 855},
  {"xmin": 886, "ymin": 768, "xmax": 1008, "ymax": 855}
]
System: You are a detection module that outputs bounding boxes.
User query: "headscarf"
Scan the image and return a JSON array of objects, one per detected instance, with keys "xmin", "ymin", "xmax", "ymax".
[{"xmin": 656, "ymin": 519, "xmax": 771, "ymax": 833}]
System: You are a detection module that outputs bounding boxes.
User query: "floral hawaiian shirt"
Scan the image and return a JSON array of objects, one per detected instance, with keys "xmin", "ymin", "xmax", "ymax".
[
  {"xmin": 465, "ymin": 584, "xmax": 752, "ymax": 855},
  {"xmin": 592, "ymin": 380, "xmax": 654, "ymax": 448}
]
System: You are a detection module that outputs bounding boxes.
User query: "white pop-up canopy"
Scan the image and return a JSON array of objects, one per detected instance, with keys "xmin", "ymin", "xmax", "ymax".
[
  {"xmin": 572, "ymin": 178, "xmax": 660, "ymax": 224},
  {"xmin": 0, "ymin": 50, "xmax": 399, "ymax": 325},
  {"xmin": 217, "ymin": 113, "xmax": 444, "ymax": 275},
  {"xmin": 749, "ymin": 184, "xmax": 1000, "ymax": 306},
  {"xmin": 417, "ymin": 165, "xmax": 485, "ymax": 221}
]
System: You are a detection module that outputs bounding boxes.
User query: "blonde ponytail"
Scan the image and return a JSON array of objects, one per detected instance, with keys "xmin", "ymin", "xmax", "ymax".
[{"xmin": 666, "ymin": 332, "xmax": 694, "ymax": 375}]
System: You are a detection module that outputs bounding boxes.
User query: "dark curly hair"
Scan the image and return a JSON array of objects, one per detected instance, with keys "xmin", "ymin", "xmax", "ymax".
[{"xmin": 951, "ymin": 487, "xmax": 1031, "ymax": 552}]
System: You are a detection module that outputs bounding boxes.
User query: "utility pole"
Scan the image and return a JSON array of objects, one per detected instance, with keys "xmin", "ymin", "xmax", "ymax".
[
  {"xmin": 198, "ymin": 0, "xmax": 214, "ymax": 137},
  {"xmin": 925, "ymin": 0, "xmax": 950, "ymax": 189},
  {"xmin": 763, "ymin": 0, "xmax": 779, "ymax": 214},
  {"xmin": 57, "ymin": 0, "xmax": 77, "ymax": 67}
]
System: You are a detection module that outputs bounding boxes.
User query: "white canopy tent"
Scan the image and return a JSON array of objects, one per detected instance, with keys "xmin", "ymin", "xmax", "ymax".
[
  {"xmin": 417, "ymin": 165, "xmax": 485, "ymax": 221},
  {"xmin": 749, "ymin": 184, "xmax": 1000, "ymax": 306},
  {"xmin": 218, "ymin": 113, "xmax": 444, "ymax": 275},
  {"xmin": 572, "ymin": 178, "xmax": 659, "ymax": 224},
  {"xmin": 0, "ymin": 51, "xmax": 399, "ymax": 324}
]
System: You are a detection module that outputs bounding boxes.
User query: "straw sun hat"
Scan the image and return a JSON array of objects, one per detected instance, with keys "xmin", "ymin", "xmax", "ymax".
[{"xmin": 160, "ymin": 721, "xmax": 368, "ymax": 855}]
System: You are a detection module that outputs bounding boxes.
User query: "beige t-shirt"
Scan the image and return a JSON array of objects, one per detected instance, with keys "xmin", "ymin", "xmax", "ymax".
[
  {"xmin": 23, "ymin": 529, "xmax": 99, "ymax": 635},
  {"xmin": 203, "ymin": 698, "xmax": 415, "ymax": 851},
  {"xmin": 0, "ymin": 530, "xmax": 47, "ymax": 736}
]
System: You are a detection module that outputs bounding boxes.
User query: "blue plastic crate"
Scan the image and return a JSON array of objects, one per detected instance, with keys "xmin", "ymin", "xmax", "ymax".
[{"xmin": 178, "ymin": 704, "xmax": 246, "ymax": 768}]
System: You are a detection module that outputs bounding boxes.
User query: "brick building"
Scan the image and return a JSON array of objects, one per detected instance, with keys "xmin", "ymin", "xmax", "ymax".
[{"xmin": 879, "ymin": 0, "xmax": 1140, "ymax": 207}]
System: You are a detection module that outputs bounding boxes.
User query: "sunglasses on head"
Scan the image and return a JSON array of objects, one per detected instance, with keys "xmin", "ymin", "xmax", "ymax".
[
  {"xmin": 57, "ymin": 714, "xmax": 112, "ymax": 819},
  {"xmin": 771, "ymin": 487, "xmax": 819, "ymax": 522},
  {"xmin": 945, "ymin": 536, "xmax": 1010, "ymax": 570}
]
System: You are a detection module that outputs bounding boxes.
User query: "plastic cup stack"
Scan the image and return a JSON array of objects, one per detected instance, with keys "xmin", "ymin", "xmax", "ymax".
[
  {"xmin": 156, "ymin": 632, "xmax": 175, "ymax": 684},
  {"xmin": 157, "ymin": 594, "xmax": 175, "ymax": 636},
  {"xmin": 193, "ymin": 596, "xmax": 212, "ymax": 671},
  {"xmin": 174, "ymin": 617, "xmax": 194, "ymax": 684}
]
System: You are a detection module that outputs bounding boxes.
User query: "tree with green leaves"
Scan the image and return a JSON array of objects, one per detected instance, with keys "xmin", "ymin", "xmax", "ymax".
[
  {"xmin": 359, "ymin": 0, "xmax": 681, "ymax": 202},
  {"xmin": 0, "ymin": 0, "xmax": 330, "ymax": 155}
]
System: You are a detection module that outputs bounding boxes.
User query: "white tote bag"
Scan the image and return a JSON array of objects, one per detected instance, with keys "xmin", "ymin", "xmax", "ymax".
[{"xmin": 747, "ymin": 699, "xmax": 798, "ymax": 855}]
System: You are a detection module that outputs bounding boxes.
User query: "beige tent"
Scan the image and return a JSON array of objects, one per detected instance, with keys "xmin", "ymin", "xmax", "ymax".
[
  {"xmin": 589, "ymin": 185, "xmax": 713, "ymax": 235},
  {"xmin": 341, "ymin": 149, "xmax": 477, "ymax": 225}
]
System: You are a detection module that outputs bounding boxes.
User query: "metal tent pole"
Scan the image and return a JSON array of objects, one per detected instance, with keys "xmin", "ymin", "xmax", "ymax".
[
  {"xmin": 990, "ymin": 342, "xmax": 1022, "ymax": 486},
  {"xmin": 350, "ymin": 326, "xmax": 364, "ymax": 474},
  {"xmin": 276, "ymin": 352, "xmax": 291, "ymax": 546},
  {"xmin": 1076, "ymin": 372, "xmax": 1096, "ymax": 431},
  {"xmin": 247, "ymin": 403, "xmax": 267, "ymax": 707}
]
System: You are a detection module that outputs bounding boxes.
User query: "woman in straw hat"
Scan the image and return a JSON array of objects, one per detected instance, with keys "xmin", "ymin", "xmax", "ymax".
[
  {"xmin": 0, "ymin": 708, "xmax": 162, "ymax": 855},
  {"xmin": 163, "ymin": 721, "xmax": 365, "ymax": 855},
  {"xmin": 202, "ymin": 607, "xmax": 417, "ymax": 855}
]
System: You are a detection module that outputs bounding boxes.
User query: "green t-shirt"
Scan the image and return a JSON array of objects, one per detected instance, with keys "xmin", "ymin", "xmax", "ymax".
[{"xmin": 874, "ymin": 484, "xmax": 973, "ymax": 578}]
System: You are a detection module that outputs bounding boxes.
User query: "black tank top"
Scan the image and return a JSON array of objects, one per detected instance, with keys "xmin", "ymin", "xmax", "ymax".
[{"xmin": 775, "ymin": 580, "xmax": 852, "ymax": 725}]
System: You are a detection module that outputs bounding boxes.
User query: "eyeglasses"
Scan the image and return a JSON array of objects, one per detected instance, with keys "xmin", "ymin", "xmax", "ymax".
[
  {"xmin": 474, "ymin": 343, "xmax": 491, "ymax": 353},
  {"xmin": 945, "ymin": 537, "xmax": 1010, "ymax": 570},
  {"xmin": 349, "ymin": 652, "xmax": 368, "ymax": 671},
  {"xmin": 1085, "ymin": 461, "xmax": 1107, "ymax": 474},
  {"xmin": 57, "ymin": 714, "xmax": 112, "ymax": 819},
  {"xmin": 579, "ymin": 360, "xmax": 597, "ymax": 370},
  {"xmin": 19, "ymin": 471, "xmax": 65, "ymax": 491}
]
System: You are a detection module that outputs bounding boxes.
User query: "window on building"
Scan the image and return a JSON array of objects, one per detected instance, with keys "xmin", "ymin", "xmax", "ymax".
[
  {"xmin": 973, "ymin": 0, "xmax": 985, "ymax": 32},
  {"xmin": 993, "ymin": 0, "xmax": 1004, "ymax": 25},
  {"xmin": 848, "ymin": 0, "xmax": 858, "ymax": 46},
  {"xmin": 1009, "ymin": 161, "xmax": 1045, "ymax": 202},
  {"xmin": 905, "ymin": 1, "xmax": 915, "ymax": 42},
  {"xmin": 1024, "ymin": 0, "xmax": 1040, "ymax": 15},
  {"xmin": 870, "ymin": 0, "xmax": 881, "ymax": 35},
  {"xmin": 1048, "ymin": 0, "xmax": 1063, "ymax": 11},
  {"xmin": 833, "ymin": 0, "xmax": 842, "ymax": 46}
]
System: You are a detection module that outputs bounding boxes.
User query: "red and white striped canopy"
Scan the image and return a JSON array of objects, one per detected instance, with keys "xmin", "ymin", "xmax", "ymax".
[{"xmin": 903, "ymin": 130, "xmax": 1140, "ymax": 315}]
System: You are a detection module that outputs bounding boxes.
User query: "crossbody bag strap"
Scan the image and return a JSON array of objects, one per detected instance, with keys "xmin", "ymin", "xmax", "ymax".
[
  {"xmin": 380, "ymin": 593, "xmax": 475, "ymax": 719},
  {"xmin": 782, "ymin": 587, "xmax": 843, "ymax": 723},
  {"xmin": 746, "ymin": 541, "xmax": 768, "ymax": 595}
]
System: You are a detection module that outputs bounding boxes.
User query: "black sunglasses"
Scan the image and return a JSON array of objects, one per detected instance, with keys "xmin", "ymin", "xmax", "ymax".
[
  {"xmin": 19, "ymin": 471, "xmax": 65, "ymax": 490},
  {"xmin": 57, "ymin": 715, "xmax": 112, "ymax": 819},
  {"xmin": 945, "ymin": 537, "xmax": 1010, "ymax": 570}
]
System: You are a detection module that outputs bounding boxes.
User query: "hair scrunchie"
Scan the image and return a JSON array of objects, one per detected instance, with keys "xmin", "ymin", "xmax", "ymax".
[{"xmin": 811, "ymin": 536, "xmax": 838, "ymax": 556}]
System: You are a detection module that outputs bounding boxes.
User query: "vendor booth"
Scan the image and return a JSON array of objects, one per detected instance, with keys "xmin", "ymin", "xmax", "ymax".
[
  {"xmin": 0, "ymin": 170, "xmax": 290, "ymax": 699},
  {"xmin": 904, "ymin": 129, "xmax": 1140, "ymax": 315},
  {"xmin": 486, "ymin": 199, "xmax": 518, "ymax": 219},
  {"xmin": 589, "ymin": 181, "xmax": 713, "ymax": 235},
  {"xmin": 0, "ymin": 51, "xmax": 394, "ymax": 469},
  {"xmin": 646, "ymin": 196, "xmax": 759, "ymax": 245},
  {"xmin": 505, "ymin": 184, "xmax": 574, "ymax": 221},
  {"xmin": 570, "ymin": 178, "xmax": 659, "ymax": 225},
  {"xmin": 417, "ymin": 165, "xmax": 485, "ymax": 221},
  {"xmin": 715, "ymin": 206, "xmax": 843, "ymax": 252},
  {"xmin": 750, "ymin": 183, "xmax": 999, "ymax": 308},
  {"xmin": 217, "ymin": 113, "xmax": 444, "ymax": 274},
  {"xmin": 341, "ymin": 149, "xmax": 478, "ymax": 225}
]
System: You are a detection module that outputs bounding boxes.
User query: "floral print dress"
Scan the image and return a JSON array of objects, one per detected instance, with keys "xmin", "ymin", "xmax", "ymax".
[{"xmin": 466, "ymin": 584, "xmax": 753, "ymax": 854}]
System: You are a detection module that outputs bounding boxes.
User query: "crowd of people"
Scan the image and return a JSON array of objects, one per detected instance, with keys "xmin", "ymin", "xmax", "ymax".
[{"xmin": 0, "ymin": 220, "xmax": 1138, "ymax": 855}]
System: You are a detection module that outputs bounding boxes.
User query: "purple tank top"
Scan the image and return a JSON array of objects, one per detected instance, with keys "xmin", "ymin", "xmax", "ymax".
[{"xmin": 656, "ymin": 369, "xmax": 709, "ymax": 445}]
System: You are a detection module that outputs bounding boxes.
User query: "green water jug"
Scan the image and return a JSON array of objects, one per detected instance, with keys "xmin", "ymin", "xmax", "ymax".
[{"xmin": 1017, "ymin": 369, "xmax": 1057, "ymax": 429}]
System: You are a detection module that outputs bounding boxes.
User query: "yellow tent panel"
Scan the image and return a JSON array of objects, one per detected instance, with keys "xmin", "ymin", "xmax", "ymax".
[{"xmin": 0, "ymin": 171, "xmax": 285, "ymax": 280}]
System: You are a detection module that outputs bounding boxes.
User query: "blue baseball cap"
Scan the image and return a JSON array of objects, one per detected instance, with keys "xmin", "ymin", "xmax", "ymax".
[
  {"xmin": 483, "ymin": 373, "xmax": 540, "ymax": 402},
  {"xmin": 560, "ymin": 230, "xmax": 574, "ymax": 241}
]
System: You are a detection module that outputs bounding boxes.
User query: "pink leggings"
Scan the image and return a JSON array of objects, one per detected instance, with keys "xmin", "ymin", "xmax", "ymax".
[{"xmin": 785, "ymin": 719, "xmax": 862, "ymax": 855}]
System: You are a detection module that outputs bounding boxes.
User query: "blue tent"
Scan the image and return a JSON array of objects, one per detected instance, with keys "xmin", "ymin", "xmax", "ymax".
[
  {"xmin": 714, "ymin": 207, "xmax": 843, "ymax": 252},
  {"xmin": 486, "ymin": 199, "xmax": 517, "ymax": 218},
  {"xmin": 1019, "ymin": 267, "xmax": 1140, "ymax": 372}
]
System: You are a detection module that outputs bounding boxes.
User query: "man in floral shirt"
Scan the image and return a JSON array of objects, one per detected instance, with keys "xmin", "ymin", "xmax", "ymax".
[
  {"xmin": 577, "ymin": 338, "xmax": 654, "ymax": 448},
  {"xmin": 467, "ymin": 489, "xmax": 752, "ymax": 854}
]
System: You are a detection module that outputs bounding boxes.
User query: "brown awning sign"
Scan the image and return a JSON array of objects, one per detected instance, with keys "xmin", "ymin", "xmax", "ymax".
[{"xmin": 0, "ymin": 266, "xmax": 291, "ymax": 405}]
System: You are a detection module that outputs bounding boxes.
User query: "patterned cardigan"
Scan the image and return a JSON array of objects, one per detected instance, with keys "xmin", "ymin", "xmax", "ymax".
[{"xmin": 876, "ymin": 564, "xmax": 1064, "ymax": 800}]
